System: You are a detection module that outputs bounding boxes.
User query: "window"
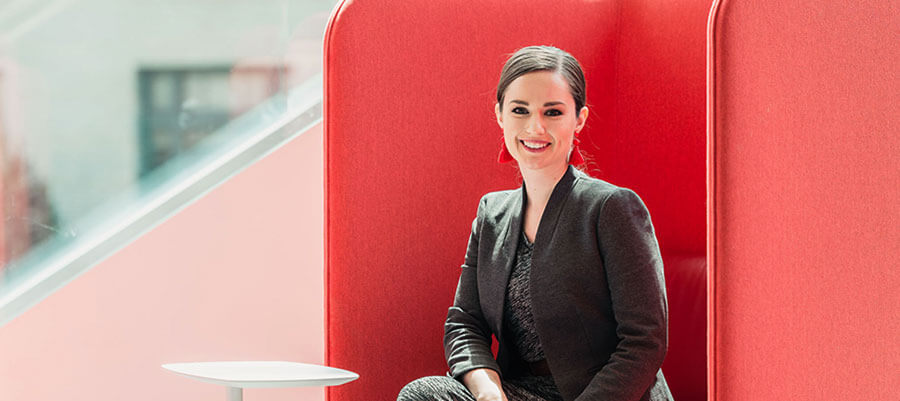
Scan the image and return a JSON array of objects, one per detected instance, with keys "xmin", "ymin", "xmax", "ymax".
[
  {"xmin": 0, "ymin": 0, "xmax": 334, "ymax": 324},
  {"xmin": 138, "ymin": 65, "xmax": 287, "ymax": 175}
]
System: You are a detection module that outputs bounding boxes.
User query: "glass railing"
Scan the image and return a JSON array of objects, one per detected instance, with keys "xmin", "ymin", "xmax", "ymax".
[{"xmin": 0, "ymin": 0, "xmax": 336, "ymax": 325}]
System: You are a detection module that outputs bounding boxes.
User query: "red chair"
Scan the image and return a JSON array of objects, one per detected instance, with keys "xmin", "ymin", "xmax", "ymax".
[
  {"xmin": 324, "ymin": 0, "xmax": 711, "ymax": 400},
  {"xmin": 707, "ymin": 1, "xmax": 899, "ymax": 400}
]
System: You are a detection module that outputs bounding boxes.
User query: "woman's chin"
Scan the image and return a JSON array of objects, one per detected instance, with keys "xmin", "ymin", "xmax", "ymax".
[{"xmin": 515, "ymin": 156, "xmax": 566, "ymax": 172}]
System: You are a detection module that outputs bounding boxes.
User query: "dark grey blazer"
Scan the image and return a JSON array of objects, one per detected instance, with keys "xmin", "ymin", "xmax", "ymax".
[{"xmin": 444, "ymin": 165, "xmax": 674, "ymax": 401}]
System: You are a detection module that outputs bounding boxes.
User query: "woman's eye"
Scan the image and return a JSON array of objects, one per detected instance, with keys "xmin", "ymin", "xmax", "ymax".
[
  {"xmin": 512, "ymin": 107, "xmax": 529, "ymax": 115},
  {"xmin": 545, "ymin": 109, "xmax": 562, "ymax": 116}
]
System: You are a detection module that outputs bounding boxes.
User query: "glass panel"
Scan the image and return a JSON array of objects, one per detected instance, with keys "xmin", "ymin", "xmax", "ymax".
[{"xmin": 0, "ymin": 0, "xmax": 335, "ymax": 297}]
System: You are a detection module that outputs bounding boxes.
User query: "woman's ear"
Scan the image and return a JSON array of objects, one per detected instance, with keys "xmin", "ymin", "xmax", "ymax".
[
  {"xmin": 495, "ymin": 103, "xmax": 503, "ymax": 128},
  {"xmin": 575, "ymin": 106, "xmax": 589, "ymax": 132}
]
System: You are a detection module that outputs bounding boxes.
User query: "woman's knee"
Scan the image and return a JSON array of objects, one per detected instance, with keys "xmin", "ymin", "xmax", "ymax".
[{"xmin": 397, "ymin": 375, "xmax": 470, "ymax": 401}]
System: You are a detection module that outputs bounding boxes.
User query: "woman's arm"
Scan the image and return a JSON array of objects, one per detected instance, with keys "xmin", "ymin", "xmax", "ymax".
[
  {"xmin": 462, "ymin": 368, "xmax": 508, "ymax": 401},
  {"xmin": 576, "ymin": 188, "xmax": 669, "ymax": 401},
  {"xmin": 444, "ymin": 196, "xmax": 506, "ymax": 401}
]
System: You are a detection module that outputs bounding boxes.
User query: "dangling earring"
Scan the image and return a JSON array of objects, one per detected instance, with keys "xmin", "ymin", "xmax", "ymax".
[
  {"xmin": 569, "ymin": 147, "xmax": 585, "ymax": 165},
  {"xmin": 498, "ymin": 138, "xmax": 514, "ymax": 163},
  {"xmin": 569, "ymin": 134, "xmax": 585, "ymax": 165}
]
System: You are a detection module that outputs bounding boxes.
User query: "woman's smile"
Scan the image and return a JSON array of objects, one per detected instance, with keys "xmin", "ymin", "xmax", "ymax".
[
  {"xmin": 495, "ymin": 70, "xmax": 587, "ymax": 170},
  {"xmin": 520, "ymin": 139, "xmax": 551, "ymax": 152}
]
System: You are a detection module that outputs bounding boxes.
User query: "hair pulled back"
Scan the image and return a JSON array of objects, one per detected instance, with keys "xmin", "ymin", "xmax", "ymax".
[{"xmin": 496, "ymin": 45, "xmax": 586, "ymax": 113}]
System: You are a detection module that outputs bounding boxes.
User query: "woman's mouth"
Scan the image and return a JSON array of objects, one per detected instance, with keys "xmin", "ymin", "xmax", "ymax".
[{"xmin": 520, "ymin": 140, "xmax": 551, "ymax": 152}]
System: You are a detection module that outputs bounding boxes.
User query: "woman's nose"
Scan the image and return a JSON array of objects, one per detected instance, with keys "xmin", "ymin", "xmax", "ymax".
[{"xmin": 525, "ymin": 116, "xmax": 546, "ymax": 134}]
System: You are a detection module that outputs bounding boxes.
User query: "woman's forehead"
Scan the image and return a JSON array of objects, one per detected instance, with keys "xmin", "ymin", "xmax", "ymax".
[{"xmin": 505, "ymin": 71, "xmax": 573, "ymax": 106}]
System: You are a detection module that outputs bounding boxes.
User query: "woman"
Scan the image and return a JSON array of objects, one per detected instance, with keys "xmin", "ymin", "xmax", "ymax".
[{"xmin": 398, "ymin": 46, "xmax": 673, "ymax": 401}]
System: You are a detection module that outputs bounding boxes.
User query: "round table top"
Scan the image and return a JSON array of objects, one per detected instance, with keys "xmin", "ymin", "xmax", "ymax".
[{"xmin": 161, "ymin": 361, "xmax": 359, "ymax": 388}]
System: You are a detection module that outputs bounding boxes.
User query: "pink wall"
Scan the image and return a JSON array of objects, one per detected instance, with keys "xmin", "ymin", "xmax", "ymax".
[{"xmin": 0, "ymin": 124, "xmax": 324, "ymax": 401}]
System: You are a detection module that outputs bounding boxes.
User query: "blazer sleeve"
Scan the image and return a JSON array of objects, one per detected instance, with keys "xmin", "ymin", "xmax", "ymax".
[
  {"xmin": 575, "ymin": 188, "xmax": 668, "ymax": 401},
  {"xmin": 444, "ymin": 195, "xmax": 502, "ymax": 380}
]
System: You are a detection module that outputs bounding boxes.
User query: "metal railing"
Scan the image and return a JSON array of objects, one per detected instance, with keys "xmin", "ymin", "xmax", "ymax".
[{"xmin": 0, "ymin": 74, "xmax": 323, "ymax": 326}]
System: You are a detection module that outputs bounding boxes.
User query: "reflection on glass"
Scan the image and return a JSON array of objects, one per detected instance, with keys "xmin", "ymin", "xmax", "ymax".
[{"xmin": 0, "ymin": 0, "xmax": 334, "ymax": 283}]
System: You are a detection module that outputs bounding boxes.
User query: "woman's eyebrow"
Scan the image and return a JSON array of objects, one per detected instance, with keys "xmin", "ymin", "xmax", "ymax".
[{"xmin": 509, "ymin": 100, "xmax": 566, "ymax": 107}]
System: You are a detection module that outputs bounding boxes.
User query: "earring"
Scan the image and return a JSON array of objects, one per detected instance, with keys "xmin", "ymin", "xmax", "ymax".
[
  {"xmin": 569, "ymin": 135, "xmax": 585, "ymax": 165},
  {"xmin": 569, "ymin": 146, "xmax": 585, "ymax": 165},
  {"xmin": 498, "ymin": 139, "xmax": 514, "ymax": 163}
]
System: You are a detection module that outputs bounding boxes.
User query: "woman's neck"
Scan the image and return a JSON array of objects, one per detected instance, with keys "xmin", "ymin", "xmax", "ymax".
[{"xmin": 521, "ymin": 163, "xmax": 568, "ymax": 208}]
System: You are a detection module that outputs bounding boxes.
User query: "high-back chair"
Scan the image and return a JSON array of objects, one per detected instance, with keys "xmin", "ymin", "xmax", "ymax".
[
  {"xmin": 324, "ymin": 0, "xmax": 712, "ymax": 400},
  {"xmin": 707, "ymin": 1, "xmax": 898, "ymax": 400}
]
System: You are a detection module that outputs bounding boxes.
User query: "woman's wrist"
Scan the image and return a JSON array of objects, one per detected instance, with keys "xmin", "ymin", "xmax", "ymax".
[{"xmin": 462, "ymin": 368, "xmax": 506, "ymax": 401}]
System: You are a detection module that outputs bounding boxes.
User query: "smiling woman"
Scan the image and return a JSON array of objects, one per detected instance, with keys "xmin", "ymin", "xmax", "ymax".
[
  {"xmin": 495, "ymin": 71, "xmax": 587, "ymax": 176},
  {"xmin": 494, "ymin": 47, "xmax": 588, "ymax": 173},
  {"xmin": 397, "ymin": 46, "xmax": 673, "ymax": 401}
]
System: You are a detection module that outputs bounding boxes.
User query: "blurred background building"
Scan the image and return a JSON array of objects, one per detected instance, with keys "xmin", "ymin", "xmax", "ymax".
[
  {"xmin": 0, "ymin": 1, "xmax": 336, "ymax": 400},
  {"xmin": 1, "ymin": 0, "xmax": 331, "ymax": 267}
]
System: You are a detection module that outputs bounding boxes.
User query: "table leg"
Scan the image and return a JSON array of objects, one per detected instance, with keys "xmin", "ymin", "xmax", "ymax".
[{"xmin": 227, "ymin": 386, "xmax": 242, "ymax": 401}]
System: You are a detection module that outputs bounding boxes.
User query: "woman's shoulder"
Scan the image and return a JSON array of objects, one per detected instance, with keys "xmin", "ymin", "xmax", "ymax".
[
  {"xmin": 468, "ymin": 188, "xmax": 523, "ymax": 228},
  {"xmin": 476, "ymin": 188, "xmax": 520, "ymax": 214},
  {"xmin": 571, "ymin": 168, "xmax": 647, "ymax": 210},
  {"xmin": 479, "ymin": 188, "xmax": 518, "ymax": 203},
  {"xmin": 572, "ymin": 168, "xmax": 626, "ymax": 197}
]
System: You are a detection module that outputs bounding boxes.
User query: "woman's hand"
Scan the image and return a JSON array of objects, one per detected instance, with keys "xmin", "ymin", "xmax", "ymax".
[{"xmin": 462, "ymin": 368, "xmax": 508, "ymax": 401}]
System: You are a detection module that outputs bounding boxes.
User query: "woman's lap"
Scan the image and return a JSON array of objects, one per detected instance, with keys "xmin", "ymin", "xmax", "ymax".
[
  {"xmin": 397, "ymin": 375, "xmax": 474, "ymax": 401},
  {"xmin": 397, "ymin": 374, "xmax": 563, "ymax": 401}
]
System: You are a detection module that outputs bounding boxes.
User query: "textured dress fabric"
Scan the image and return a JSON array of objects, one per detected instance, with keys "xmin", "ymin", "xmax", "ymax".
[
  {"xmin": 396, "ymin": 374, "xmax": 562, "ymax": 401},
  {"xmin": 503, "ymin": 231, "xmax": 546, "ymax": 363},
  {"xmin": 397, "ymin": 231, "xmax": 564, "ymax": 401}
]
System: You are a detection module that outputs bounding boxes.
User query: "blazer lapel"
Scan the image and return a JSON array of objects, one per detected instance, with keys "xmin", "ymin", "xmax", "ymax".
[
  {"xmin": 533, "ymin": 165, "xmax": 577, "ymax": 245},
  {"xmin": 483, "ymin": 184, "xmax": 526, "ymax": 341},
  {"xmin": 484, "ymin": 166, "xmax": 577, "ymax": 341}
]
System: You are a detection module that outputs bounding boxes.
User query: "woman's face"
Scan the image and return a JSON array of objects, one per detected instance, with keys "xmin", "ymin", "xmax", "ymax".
[{"xmin": 495, "ymin": 70, "xmax": 588, "ymax": 172}]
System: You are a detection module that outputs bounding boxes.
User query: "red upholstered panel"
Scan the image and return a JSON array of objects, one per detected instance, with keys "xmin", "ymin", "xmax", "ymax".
[
  {"xmin": 325, "ymin": 1, "xmax": 709, "ymax": 400},
  {"xmin": 662, "ymin": 255, "xmax": 708, "ymax": 401},
  {"xmin": 613, "ymin": 1, "xmax": 713, "ymax": 394},
  {"xmin": 603, "ymin": 0, "xmax": 712, "ymax": 256},
  {"xmin": 708, "ymin": 1, "xmax": 900, "ymax": 400}
]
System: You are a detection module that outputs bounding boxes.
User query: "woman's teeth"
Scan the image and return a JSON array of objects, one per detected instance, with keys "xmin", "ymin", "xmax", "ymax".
[{"xmin": 522, "ymin": 140, "xmax": 550, "ymax": 149}]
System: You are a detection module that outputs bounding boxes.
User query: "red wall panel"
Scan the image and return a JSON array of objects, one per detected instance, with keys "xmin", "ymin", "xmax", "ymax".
[{"xmin": 708, "ymin": 1, "xmax": 900, "ymax": 400}]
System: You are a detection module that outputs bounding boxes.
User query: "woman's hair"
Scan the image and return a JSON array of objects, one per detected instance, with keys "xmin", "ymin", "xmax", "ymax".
[{"xmin": 496, "ymin": 45, "xmax": 586, "ymax": 113}]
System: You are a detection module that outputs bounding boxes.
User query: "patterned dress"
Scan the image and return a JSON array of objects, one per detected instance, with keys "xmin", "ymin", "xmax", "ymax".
[{"xmin": 397, "ymin": 231, "xmax": 565, "ymax": 401}]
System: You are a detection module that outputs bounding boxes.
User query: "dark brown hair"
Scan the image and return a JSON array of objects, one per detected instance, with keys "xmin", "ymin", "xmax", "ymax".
[{"xmin": 496, "ymin": 45, "xmax": 586, "ymax": 113}]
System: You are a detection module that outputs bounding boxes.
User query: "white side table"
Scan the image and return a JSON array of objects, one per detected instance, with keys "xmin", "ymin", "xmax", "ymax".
[{"xmin": 162, "ymin": 361, "xmax": 359, "ymax": 401}]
